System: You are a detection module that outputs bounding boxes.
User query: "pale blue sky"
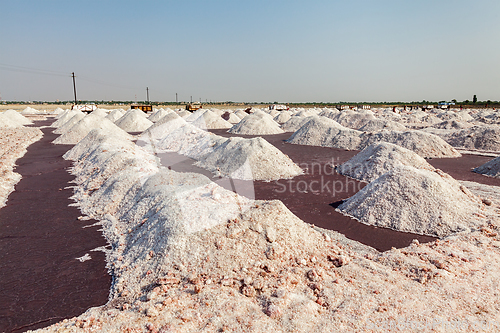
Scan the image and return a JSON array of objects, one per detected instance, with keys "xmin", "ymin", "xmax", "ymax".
[{"xmin": 1, "ymin": 0, "xmax": 499, "ymax": 102}]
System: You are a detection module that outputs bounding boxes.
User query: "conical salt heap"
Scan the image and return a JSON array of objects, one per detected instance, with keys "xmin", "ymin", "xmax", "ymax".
[
  {"xmin": 336, "ymin": 142, "xmax": 435, "ymax": 183},
  {"xmin": 229, "ymin": 112, "xmax": 284, "ymax": 135},
  {"xmin": 337, "ymin": 166, "xmax": 484, "ymax": 237},
  {"xmin": 115, "ymin": 109, "xmax": 153, "ymax": 132}
]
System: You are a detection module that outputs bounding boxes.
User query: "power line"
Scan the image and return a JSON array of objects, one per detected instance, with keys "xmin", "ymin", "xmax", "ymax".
[{"xmin": 0, "ymin": 63, "xmax": 70, "ymax": 77}]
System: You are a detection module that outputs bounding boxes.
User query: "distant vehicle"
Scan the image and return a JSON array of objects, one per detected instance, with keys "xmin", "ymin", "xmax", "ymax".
[
  {"xmin": 269, "ymin": 104, "xmax": 289, "ymax": 111},
  {"xmin": 72, "ymin": 104, "xmax": 97, "ymax": 113},
  {"xmin": 186, "ymin": 102, "xmax": 202, "ymax": 111},
  {"xmin": 131, "ymin": 104, "xmax": 153, "ymax": 112}
]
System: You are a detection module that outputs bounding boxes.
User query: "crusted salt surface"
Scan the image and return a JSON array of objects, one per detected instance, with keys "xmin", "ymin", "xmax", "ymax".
[
  {"xmin": 53, "ymin": 114, "xmax": 133, "ymax": 145},
  {"xmin": 337, "ymin": 166, "xmax": 484, "ymax": 237},
  {"xmin": 229, "ymin": 112, "xmax": 284, "ymax": 135},
  {"xmin": 336, "ymin": 142, "xmax": 435, "ymax": 183},
  {"xmin": 195, "ymin": 136, "xmax": 303, "ymax": 181},
  {"xmin": 115, "ymin": 109, "xmax": 153, "ymax": 132}
]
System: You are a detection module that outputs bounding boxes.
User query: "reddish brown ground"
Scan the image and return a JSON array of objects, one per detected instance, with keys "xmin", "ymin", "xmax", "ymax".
[{"xmin": 0, "ymin": 121, "xmax": 110, "ymax": 332}]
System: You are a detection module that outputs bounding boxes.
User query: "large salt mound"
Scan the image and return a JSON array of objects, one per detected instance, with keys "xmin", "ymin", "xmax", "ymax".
[
  {"xmin": 228, "ymin": 112, "xmax": 284, "ymax": 135},
  {"xmin": 446, "ymin": 125, "xmax": 500, "ymax": 151},
  {"xmin": 280, "ymin": 116, "xmax": 314, "ymax": 132},
  {"xmin": 53, "ymin": 112, "xmax": 86, "ymax": 134},
  {"xmin": 336, "ymin": 143, "xmax": 435, "ymax": 183},
  {"xmin": 235, "ymin": 109, "xmax": 250, "ymax": 119},
  {"xmin": 473, "ymin": 156, "xmax": 500, "ymax": 178},
  {"xmin": 337, "ymin": 166, "xmax": 484, "ymax": 237},
  {"xmin": 51, "ymin": 110, "xmax": 81, "ymax": 127},
  {"xmin": 184, "ymin": 108, "xmax": 207, "ymax": 122},
  {"xmin": 360, "ymin": 130, "xmax": 460, "ymax": 158},
  {"xmin": 358, "ymin": 119, "xmax": 406, "ymax": 132},
  {"xmin": 273, "ymin": 110, "xmax": 293, "ymax": 124},
  {"xmin": 431, "ymin": 120, "xmax": 472, "ymax": 129},
  {"xmin": 287, "ymin": 116, "xmax": 362, "ymax": 150},
  {"xmin": 191, "ymin": 110, "xmax": 232, "ymax": 129},
  {"xmin": 195, "ymin": 136, "xmax": 303, "ymax": 181},
  {"xmin": 105, "ymin": 109, "xmax": 125, "ymax": 122},
  {"xmin": 140, "ymin": 112, "xmax": 185, "ymax": 142},
  {"xmin": 318, "ymin": 108, "xmax": 340, "ymax": 120},
  {"xmin": 334, "ymin": 110, "xmax": 376, "ymax": 129},
  {"xmin": 2, "ymin": 110, "xmax": 33, "ymax": 125},
  {"xmin": 222, "ymin": 111, "xmax": 241, "ymax": 124},
  {"xmin": 148, "ymin": 109, "xmax": 173, "ymax": 122},
  {"xmin": 89, "ymin": 108, "xmax": 108, "ymax": 117},
  {"xmin": 0, "ymin": 113, "xmax": 24, "ymax": 128},
  {"xmin": 115, "ymin": 109, "xmax": 153, "ymax": 132},
  {"xmin": 53, "ymin": 114, "xmax": 133, "ymax": 144},
  {"xmin": 20, "ymin": 106, "xmax": 40, "ymax": 115}
]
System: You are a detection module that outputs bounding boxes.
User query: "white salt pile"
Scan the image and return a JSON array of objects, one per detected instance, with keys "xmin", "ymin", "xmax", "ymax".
[
  {"xmin": 360, "ymin": 130, "xmax": 461, "ymax": 158},
  {"xmin": 20, "ymin": 106, "xmax": 40, "ymax": 115},
  {"xmin": 431, "ymin": 120, "xmax": 472, "ymax": 129},
  {"xmin": 115, "ymin": 109, "xmax": 153, "ymax": 132},
  {"xmin": 89, "ymin": 108, "xmax": 109, "ymax": 118},
  {"xmin": 176, "ymin": 110, "xmax": 191, "ymax": 118},
  {"xmin": 53, "ymin": 114, "xmax": 133, "ymax": 145},
  {"xmin": 53, "ymin": 112, "xmax": 86, "ymax": 134},
  {"xmin": 334, "ymin": 110, "xmax": 376, "ymax": 129},
  {"xmin": 222, "ymin": 111, "xmax": 241, "ymax": 124},
  {"xmin": 447, "ymin": 125, "xmax": 500, "ymax": 151},
  {"xmin": 184, "ymin": 108, "xmax": 208, "ymax": 122},
  {"xmin": 140, "ymin": 112, "xmax": 185, "ymax": 142},
  {"xmin": 196, "ymin": 136, "xmax": 303, "ymax": 181},
  {"xmin": 105, "ymin": 109, "xmax": 125, "ymax": 122},
  {"xmin": 336, "ymin": 142, "xmax": 435, "ymax": 183},
  {"xmin": 2, "ymin": 110, "xmax": 33, "ymax": 125},
  {"xmin": 273, "ymin": 110, "xmax": 293, "ymax": 124},
  {"xmin": 280, "ymin": 116, "xmax": 314, "ymax": 132},
  {"xmin": 190, "ymin": 110, "xmax": 232, "ymax": 129},
  {"xmin": 358, "ymin": 119, "xmax": 406, "ymax": 132},
  {"xmin": 473, "ymin": 156, "xmax": 500, "ymax": 178},
  {"xmin": 51, "ymin": 110, "xmax": 84, "ymax": 127},
  {"xmin": 148, "ymin": 109, "xmax": 173, "ymax": 123},
  {"xmin": 228, "ymin": 112, "xmax": 284, "ymax": 135},
  {"xmin": 318, "ymin": 108, "xmax": 340, "ymax": 120},
  {"xmin": 235, "ymin": 109, "xmax": 250, "ymax": 119},
  {"xmin": 337, "ymin": 166, "xmax": 484, "ymax": 237},
  {"xmin": 0, "ymin": 113, "xmax": 25, "ymax": 128},
  {"xmin": 287, "ymin": 116, "xmax": 363, "ymax": 150}
]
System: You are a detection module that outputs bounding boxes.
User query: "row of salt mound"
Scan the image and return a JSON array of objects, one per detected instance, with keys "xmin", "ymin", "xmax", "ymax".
[
  {"xmin": 53, "ymin": 113, "xmax": 133, "ymax": 144},
  {"xmin": 190, "ymin": 110, "xmax": 232, "ymax": 129},
  {"xmin": 431, "ymin": 120, "xmax": 472, "ymax": 130},
  {"xmin": 273, "ymin": 110, "xmax": 293, "ymax": 124},
  {"xmin": 287, "ymin": 116, "xmax": 460, "ymax": 158},
  {"xmin": 287, "ymin": 116, "xmax": 363, "ymax": 150},
  {"xmin": 51, "ymin": 109, "xmax": 84, "ymax": 128},
  {"xmin": 148, "ymin": 109, "xmax": 173, "ymax": 123},
  {"xmin": 195, "ymin": 136, "xmax": 303, "ymax": 181},
  {"xmin": 115, "ymin": 109, "xmax": 153, "ymax": 133},
  {"xmin": 0, "ymin": 110, "xmax": 33, "ymax": 128},
  {"xmin": 473, "ymin": 156, "xmax": 500, "ymax": 178},
  {"xmin": 53, "ymin": 112, "xmax": 86, "ymax": 134},
  {"xmin": 358, "ymin": 119, "xmax": 406, "ymax": 132},
  {"xmin": 336, "ymin": 142, "xmax": 435, "ymax": 183},
  {"xmin": 361, "ymin": 130, "xmax": 461, "ymax": 158},
  {"xmin": 337, "ymin": 166, "xmax": 484, "ymax": 237},
  {"xmin": 333, "ymin": 109, "xmax": 376, "ymax": 129},
  {"xmin": 446, "ymin": 125, "xmax": 500, "ymax": 151},
  {"xmin": 228, "ymin": 110, "xmax": 284, "ymax": 135},
  {"xmin": 142, "ymin": 114, "xmax": 302, "ymax": 181},
  {"xmin": 105, "ymin": 109, "xmax": 125, "ymax": 122}
]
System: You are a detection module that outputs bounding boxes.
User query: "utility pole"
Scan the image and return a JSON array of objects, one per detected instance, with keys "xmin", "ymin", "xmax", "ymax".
[
  {"xmin": 146, "ymin": 87, "xmax": 150, "ymax": 104},
  {"xmin": 190, "ymin": 96, "xmax": 193, "ymax": 103},
  {"xmin": 176, "ymin": 93, "xmax": 178, "ymax": 103},
  {"xmin": 72, "ymin": 72, "xmax": 77, "ymax": 104}
]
